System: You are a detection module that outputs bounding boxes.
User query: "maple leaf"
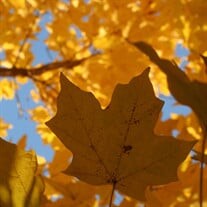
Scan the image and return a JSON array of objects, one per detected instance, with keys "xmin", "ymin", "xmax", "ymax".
[
  {"xmin": 46, "ymin": 69, "xmax": 195, "ymax": 201},
  {"xmin": 0, "ymin": 137, "xmax": 44, "ymax": 207},
  {"xmin": 133, "ymin": 41, "xmax": 207, "ymax": 128}
]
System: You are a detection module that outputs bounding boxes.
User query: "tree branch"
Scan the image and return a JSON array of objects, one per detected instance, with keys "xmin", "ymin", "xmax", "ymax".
[
  {"xmin": 199, "ymin": 124, "xmax": 207, "ymax": 207},
  {"xmin": 0, "ymin": 57, "xmax": 88, "ymax": 77}
]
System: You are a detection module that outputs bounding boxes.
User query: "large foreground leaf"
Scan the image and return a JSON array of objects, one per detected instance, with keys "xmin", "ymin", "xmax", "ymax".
[{"xmin": 46, "ymin": 69, "xmax": 195, "ymax": 201}]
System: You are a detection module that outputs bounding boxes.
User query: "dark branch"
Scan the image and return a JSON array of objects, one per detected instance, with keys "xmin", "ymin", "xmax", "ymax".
[{"xmin": 0, "ymin": 58, "xmax": 88, "ymax": 77}]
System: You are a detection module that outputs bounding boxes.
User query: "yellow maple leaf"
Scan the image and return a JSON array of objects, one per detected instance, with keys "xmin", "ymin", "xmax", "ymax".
[{"xmin": 0, "ymin": 137, "xmax": 44, "ymax": 206}]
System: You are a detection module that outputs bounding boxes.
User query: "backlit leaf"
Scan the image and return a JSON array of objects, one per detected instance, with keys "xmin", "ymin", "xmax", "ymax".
[{"xmin": 46, "ymin": 69, "xmax": 195, "ymax": 201}]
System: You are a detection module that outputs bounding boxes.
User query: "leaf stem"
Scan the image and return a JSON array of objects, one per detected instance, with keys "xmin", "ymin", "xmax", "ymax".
[
  {"xmin": 199, "ymin": 124, "xmax": 207, "ymax": 207},
  {"xmin": 109, "ymin": 182, "xmax": 116, "ymax": 207}
]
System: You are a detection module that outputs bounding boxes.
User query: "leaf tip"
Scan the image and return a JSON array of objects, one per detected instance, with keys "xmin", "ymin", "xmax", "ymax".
[
  {"xmin": 60, "ymin": 72, "xmax": 68, "ymax": 84},
  {"xmin": 45, "ymin": 118, "xmax": 53, "ymax": 130},
  {"xmin": 133, "ymin": 41, "xmax": 159, "ymax": 62},
  {"xmin": 144, "ymin": 66, "xmax": 151, "ymax": 75}
]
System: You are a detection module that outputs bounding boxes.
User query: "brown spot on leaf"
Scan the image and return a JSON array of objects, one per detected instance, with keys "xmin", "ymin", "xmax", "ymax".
[{"xmin": 122, "ymin": 145, "xmax": 133, "ymax": 154}]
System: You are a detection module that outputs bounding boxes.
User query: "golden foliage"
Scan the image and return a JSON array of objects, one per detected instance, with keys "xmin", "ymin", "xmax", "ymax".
[
  {"xmin": 0, "ymin": 79, "xmax": 18, "ymax": 100},
  {"xmin": 0, "ymin": 0, "xmax": 207, "ymax": 206}
]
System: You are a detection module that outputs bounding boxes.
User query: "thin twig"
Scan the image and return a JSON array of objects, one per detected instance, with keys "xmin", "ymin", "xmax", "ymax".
[
  {"xmin": 199, "ymin": 124, "xmax": 207, "ymax": 207},
  {"xmin": 45, "ymin": 46, "xmax": 55, "ymax": 61},
  {"xmin": 14, "ymin": 86, "xmax": 24, "ymax": 117},
  {"xmin": 29, "ymin": 75, "xmax": 59, "ymax": 94},
  {"xmin": 13, "ymin": 27, "xmax": 33, "ymax": 67},
  {"xmin": 109, "ymin": 182, "xmax": 116, "ymax": 207}
]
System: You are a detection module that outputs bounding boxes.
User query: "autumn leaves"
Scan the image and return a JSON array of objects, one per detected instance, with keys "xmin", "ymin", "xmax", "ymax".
[{"xmin": 1, "ymin": 41, "xmax": 206, "ymax": 206}]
